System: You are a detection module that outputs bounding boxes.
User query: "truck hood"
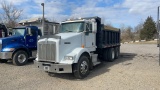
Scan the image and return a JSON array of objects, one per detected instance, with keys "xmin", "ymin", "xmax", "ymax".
[
  {"xmin": 37, "ymin": 32, "xmax": 83, "ymax": 63},
  {"xmin": 0, "ymin": 35, "xmax": 24, "ymax": 47},
  {"xmin": 56, "ymin": 33, "xmax": 82, "ymax": 62},
  {"xmin": 56, "ymin": 33, "xmax": 81, "ymax": 40},
  {"xmin": 0, "ymin": 35, "xmax": 24, "ymax": 42}
]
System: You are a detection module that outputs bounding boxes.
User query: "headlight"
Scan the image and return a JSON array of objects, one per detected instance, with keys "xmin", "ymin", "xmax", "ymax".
[
  {"xmin": 64, "ymin": 56, "xmax": 73, "ymax": 60},
  {"xmin": 3, "ymin": 48, "xmax": 15, "ymax": 51}
]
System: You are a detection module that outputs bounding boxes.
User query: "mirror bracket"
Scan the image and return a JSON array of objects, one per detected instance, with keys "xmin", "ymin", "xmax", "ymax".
[{"xmin": 27, "ymin": 27, "xmax": 32, "ymax": 36}]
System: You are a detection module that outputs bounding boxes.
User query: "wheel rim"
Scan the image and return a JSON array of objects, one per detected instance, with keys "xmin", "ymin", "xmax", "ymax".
[
  {"xmin": 18, "ymin": 54, "xmax": 26, "ymax": 63},
  {"xmin": 112, "ymin": 49, "xmax": 115, "ymax": 59},
  {"xmin": 80, "ymin": 61, "xmax": 88, "ymax": 75}
]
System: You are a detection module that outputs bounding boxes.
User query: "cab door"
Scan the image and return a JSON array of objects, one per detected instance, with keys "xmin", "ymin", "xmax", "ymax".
[
  {"xmin": 85, "ymin": 22, "xmax": 96, "ymax": 51},
  {"xmin": 25, "ymin": 28, "xmax": 38, "ymax": 49}
]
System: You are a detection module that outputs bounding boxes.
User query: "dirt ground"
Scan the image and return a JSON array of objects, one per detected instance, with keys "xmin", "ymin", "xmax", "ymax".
[{"xmin": 0, "ymin": 44, "xmax": 159, "ymax": 90}]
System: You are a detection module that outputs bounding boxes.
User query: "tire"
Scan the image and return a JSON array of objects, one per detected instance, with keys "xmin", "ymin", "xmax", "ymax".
[
  {"xmin": 12, "ymin": 50, "xmax": 28, "ymax": 66},
  {"xmin": 103, "ymin": 49, "xmax": 108, "ymax": 61},
  {"xmin": 107, "ymin": 48, "xmax": 115, "ymax": 62},
  {"xmin": 115, "ymin": 47, "xmax": 120, "ymax": 59},
  {"xmin": 0, "ymin": 59, "xmax": 8, "ymax": 63},
  {"xmin": 73, "ymin": 55, "xmax": 90, "ymax": 79}
]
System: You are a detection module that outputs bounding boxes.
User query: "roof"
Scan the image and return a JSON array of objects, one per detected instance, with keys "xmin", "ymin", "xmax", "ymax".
[
  {"xmin": 19, "ymin": 17, "xmax": 59, "ymax": 24},
  {"xmin": 13, "ymin": 26, "xmax": 38, "ymax": 29},
  {"xmin": 62, "ymin": 19, "xmax": 85, "ymax": 23},
  {"xmin": 19, "ymin": 17, "xmax": 41, "ymax": 23}
]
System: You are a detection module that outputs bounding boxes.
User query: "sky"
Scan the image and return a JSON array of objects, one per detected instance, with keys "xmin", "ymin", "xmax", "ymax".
[{"xmin": 2, "ymin": 0, "xmax": 160, "ymax": 28}]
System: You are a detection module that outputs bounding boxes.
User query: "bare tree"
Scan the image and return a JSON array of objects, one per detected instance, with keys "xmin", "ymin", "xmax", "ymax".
[
  {"xmin": 120, "ymin": 24, "xmax": 134, "ymax": 42},
  {"xmin": 0, "ymin": 1, "xmax": 23, "ymax": 28},
  {"xmin": 134, "ymin": 21, "xmax": 143, "ymax": 40}
]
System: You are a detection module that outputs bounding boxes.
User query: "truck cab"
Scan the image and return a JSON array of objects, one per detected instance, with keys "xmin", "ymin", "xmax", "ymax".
[
  {"xmin": 35, "ymin": 17, "xmax": 120, "ymax": 79},
  {"xmin": 0, "ymin": 26, "xmax": 41, "ymax": 65}
]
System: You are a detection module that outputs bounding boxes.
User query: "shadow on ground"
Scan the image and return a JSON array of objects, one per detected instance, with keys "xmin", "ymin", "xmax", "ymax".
[
  {"xmin": 0, "ymin": 59, "xmax": 34, "ymax": 66},
  {"xmin": 0, "ymin": 53, "xmax": 137, "ymax": 80},
  {"xmin": 48, "ymin": 53, "xmax": 137, "ymax": 80}
]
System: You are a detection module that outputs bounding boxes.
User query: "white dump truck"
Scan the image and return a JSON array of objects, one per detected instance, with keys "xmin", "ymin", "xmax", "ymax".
[{"xmin": 34, "ymin": 16, "xmax": 120, "ymax": 79}]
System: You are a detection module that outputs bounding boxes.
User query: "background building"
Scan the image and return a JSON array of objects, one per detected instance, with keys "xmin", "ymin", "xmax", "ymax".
[{"xmin": 19, "ymin": 18, "xmax": 59, "ymax": 35}]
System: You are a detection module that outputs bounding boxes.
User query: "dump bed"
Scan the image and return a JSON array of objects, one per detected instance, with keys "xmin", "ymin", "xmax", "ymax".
[
  {"xmin": 102, "ymin": 25, "xmax": 120, "ymax": 48},
  {"xmin": 96, "ymin": 25, "xmax": 120, "ymax": 49}
]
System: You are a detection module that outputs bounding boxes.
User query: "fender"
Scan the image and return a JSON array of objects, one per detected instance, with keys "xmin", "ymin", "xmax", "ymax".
[
  {"xmin": 65, "ymin": 47, "xmax": 91, "ymax": 64},
  {"xmin": 2, "ymin": 43, "xmax": 29, "ymax": 55}
]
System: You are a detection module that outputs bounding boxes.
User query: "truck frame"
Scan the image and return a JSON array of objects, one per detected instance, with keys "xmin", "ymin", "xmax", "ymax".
[{"xmin": 34, "ymin": 16, "xmax": 120, "ymax": 79}]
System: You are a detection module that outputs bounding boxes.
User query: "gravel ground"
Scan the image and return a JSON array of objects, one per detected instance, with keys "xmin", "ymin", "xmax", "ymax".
[{"xmin": 0, "ymin": 44, "xmax": 159, "ymax": 90}]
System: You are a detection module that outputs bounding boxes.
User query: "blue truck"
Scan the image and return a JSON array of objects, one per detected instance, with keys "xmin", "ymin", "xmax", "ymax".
[{"xmin": 0, "ymin": 26, "xmax": 42, "ymax": 66}]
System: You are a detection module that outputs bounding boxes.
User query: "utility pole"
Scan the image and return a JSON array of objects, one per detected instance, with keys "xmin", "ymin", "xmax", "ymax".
[
  {"xmin": 41, "ymin": 3, "xmax": 44, "ymax": 36},
  {"xmin": 157, "ymin": 6, "xmax": 160, "ymax": 66}
]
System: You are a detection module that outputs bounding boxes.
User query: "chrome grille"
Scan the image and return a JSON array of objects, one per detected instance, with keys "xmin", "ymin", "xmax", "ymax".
[{"xmin": 38, "ymin": 43, "xmax": 56, "ymax": 62}]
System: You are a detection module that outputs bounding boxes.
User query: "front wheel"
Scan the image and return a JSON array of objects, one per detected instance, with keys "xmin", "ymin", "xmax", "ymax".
[
  {"xmin": 12, "ymin": 50, "xmax": 28, "ymax": 66},
  {"xmin": 73, "ymin": 55, "xmax": 90, "ymax": 79}
]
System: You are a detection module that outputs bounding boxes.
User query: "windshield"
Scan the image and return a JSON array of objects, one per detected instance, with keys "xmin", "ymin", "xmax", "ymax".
[
  {"xmin": 12, "ymin": 28, "xmax": 25, "ymax": 36},
  {"xmin": 60, "ymin": 22, "xmax": 84, "ymax": 33}
]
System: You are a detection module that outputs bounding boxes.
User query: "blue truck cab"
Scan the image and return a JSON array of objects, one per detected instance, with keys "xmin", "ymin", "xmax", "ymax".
[{"xmin": 0, "ymin": 26, "xmax": 41, "ymax": 66}]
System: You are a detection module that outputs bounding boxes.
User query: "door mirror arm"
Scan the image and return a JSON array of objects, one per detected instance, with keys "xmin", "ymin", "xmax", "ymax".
[{"xmin": 27, "ymin": 27, "xmax": 32, "ymax": 36}]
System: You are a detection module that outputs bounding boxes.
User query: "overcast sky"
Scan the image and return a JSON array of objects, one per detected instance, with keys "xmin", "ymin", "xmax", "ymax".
[{"xmin": 3, "ymin": 0, "xmax": 160, "ymax": 28}]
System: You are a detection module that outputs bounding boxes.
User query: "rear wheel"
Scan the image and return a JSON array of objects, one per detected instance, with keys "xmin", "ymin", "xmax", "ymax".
[
  {"xmin": 13, "ymin": 50, "xmax": 28, "ymax": 66},
  {"xmin": 115, "ymin": 47, "xmax": 120, "ymax": 59},
  {"xmin": 108, "ymin": 48, "xmax": 115, "ymax": 62},
  {"xmin": 73, "ymin": 55, "xmax": 90, "ymax": 79}
]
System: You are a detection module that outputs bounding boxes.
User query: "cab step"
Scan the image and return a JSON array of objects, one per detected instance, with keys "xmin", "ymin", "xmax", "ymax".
[{"xmin": 93, "ymin": 61, "xmax": 101, "ymax": 66}]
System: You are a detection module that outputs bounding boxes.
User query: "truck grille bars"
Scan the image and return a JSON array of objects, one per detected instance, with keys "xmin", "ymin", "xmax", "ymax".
[{"xmin": 38, "ymin": 42, "xmax": 56, "ymax": 62}]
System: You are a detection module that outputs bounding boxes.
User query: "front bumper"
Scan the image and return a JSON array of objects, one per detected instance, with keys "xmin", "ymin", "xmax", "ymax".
[
  {"xmin": 0, "ymin": 52, "xmax": 12, "ymax": 59},
  {"xmin": 34, "ymin": 60, "xmax": 72, "ymax": 73}
]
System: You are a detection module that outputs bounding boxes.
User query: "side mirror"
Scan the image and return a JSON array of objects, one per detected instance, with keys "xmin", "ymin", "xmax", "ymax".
[
  {"xmin": 38, "ymin": 35, "xmax": 40, "ymax": 40},
  {"xmin": 27, "ymin": 27, "xmax": 32, "ymax": 35},
  {"xmin": 2, "ymin": 31, "xmax": 5, "ymax": 37},
  {"xmin": 83, "ymin": 30, "xmax": 89, "ymax": 35},
  {"xmin": 92, "ymin": 22, "xmax": 97, "ymax": 33},
  {"xmin": 84, "ymin": 24, "xmax": 90, "ymax": 35}
]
